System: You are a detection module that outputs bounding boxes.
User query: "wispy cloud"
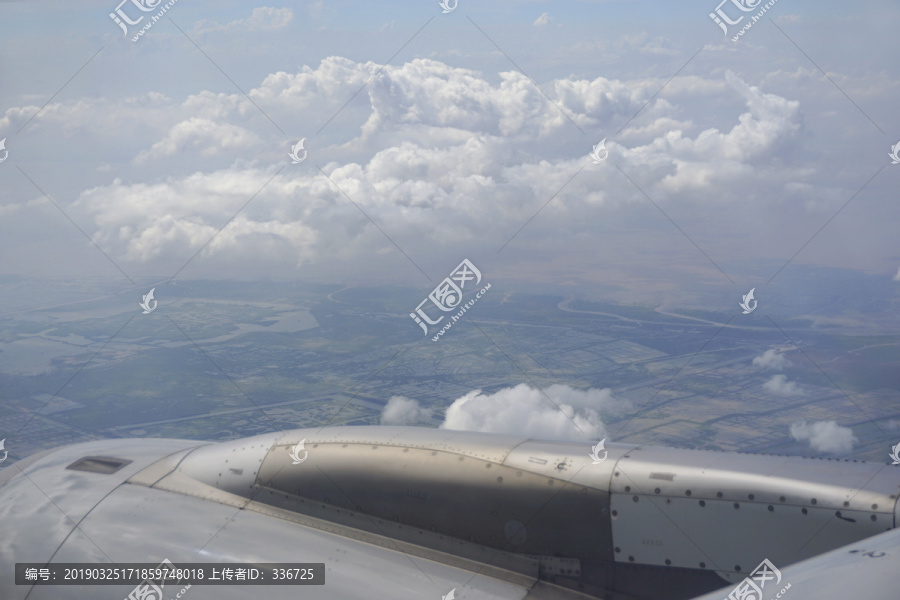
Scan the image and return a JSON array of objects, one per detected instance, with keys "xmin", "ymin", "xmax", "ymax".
[{"xmin": 533, "ymin": 13, "xmax": 552, "ymax": 27}]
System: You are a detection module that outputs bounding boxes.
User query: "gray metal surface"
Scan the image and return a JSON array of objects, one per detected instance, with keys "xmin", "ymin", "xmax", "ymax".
[
  {"xmin": 608, "ymin": 444, "xmax": 899, "ymax": 583},
  {"xmin": 35, "ymin": 483, "xmax": 537, "ymax": 600},
  {"xmin": 1, "ymin": 426, "xmax": 898, "ymax": 600},
  {"xmin": 305, "ymin": 425, "xmax": 531, "ymax": 463},
  {"xmin": 0, "ymin": 432, "xmax": 594, "ymax": 600},
  {"xmin": 688, "ymin": 526, "xmax": 900, "ymax": 600},
  {"xmin": 0, "ymin": 437, "xmax": 203, "ymax": 586}
]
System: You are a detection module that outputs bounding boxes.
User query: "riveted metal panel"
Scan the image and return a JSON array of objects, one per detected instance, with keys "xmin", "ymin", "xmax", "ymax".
[
  {"xmin": 610, "ymin": 446, "xmax": 900, "ymax": 513},
  {"xmin": 607, "ymin": 445, "xmax": 900, "ymax": 583},
  {"xmin": 503, "ymin": 439, "xmax": 635, "ymax": 489},
  {"xmin": 611, "ymin": 493, "xmax": 887, "ymax": 579},
  {"xmin": 176, "ymin": 432, "xmax": 276, "ymax": 496},
  {"xmin": 297, "ymin": 426, "xmax": 529, "ymax": 463}
]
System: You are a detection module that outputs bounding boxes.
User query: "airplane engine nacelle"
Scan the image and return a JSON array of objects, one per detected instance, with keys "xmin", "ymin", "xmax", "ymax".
[{"xmin": 175, "ymin": 427, "xmax": 900, "ymax": 599}]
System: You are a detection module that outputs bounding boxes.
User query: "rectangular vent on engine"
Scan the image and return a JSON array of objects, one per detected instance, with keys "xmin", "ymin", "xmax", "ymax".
[{"xmin": 66, "ymin": 456, "xmax": 133, "ymax": 474}]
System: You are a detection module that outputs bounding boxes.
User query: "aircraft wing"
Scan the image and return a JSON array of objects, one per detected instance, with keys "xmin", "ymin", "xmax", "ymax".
[{"xmin": 688, "ymin": 525, "xmax": 900, "ymax": 600}]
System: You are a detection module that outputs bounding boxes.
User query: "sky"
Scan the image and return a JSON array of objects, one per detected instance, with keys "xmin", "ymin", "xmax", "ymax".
[{"xmin": 0, "ymin": 0, "xmax": 899, "ymax": 310}]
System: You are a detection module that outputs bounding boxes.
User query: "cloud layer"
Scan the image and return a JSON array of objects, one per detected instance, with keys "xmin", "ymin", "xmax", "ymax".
[
  {"xmin": 2, "ymin": 3, "xmax": 897, "ymax": 302},
  {"xmin": 4, "ymin": 54, "xmax": 853, "ymax": 287}
]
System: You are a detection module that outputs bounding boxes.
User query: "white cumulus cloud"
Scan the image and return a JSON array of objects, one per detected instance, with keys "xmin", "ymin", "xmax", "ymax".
[
  {"xmin": 381, "ymin": 396, "xmax": 432, "ymax": 425},
  {"xmin": 438, "ymin": 383, "xmax": 629, "ymax": 441},
  {"xmin": 753, "ymin": 349, "xmax": 788, "ymax": 371},
  {"xmin": 3, "ymin": 57, "xmax": 860, "ymax": 285},
  {"xmin": 135, "ymin": 117, "xmax": 261, "ymax": 163},
  {"xmin": 75, "ymin": 168, "xmax": 320, "ymax": 263},
  {"xmin": 790, "ymin": 420, "xmax": 857, "ymax": 454},
  {"xmin": 763, "ymin": 374, "xmax": 802, "ymax": 396}
]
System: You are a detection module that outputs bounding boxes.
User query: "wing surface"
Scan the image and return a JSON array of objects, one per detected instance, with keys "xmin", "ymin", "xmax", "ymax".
[
  {"xmin": 0, "ymin": 436, "xmax": 589, "ymax": 600},
  {"xmin": 688, "ymin": 526, "xmax": 900, "ymax": 600}
]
